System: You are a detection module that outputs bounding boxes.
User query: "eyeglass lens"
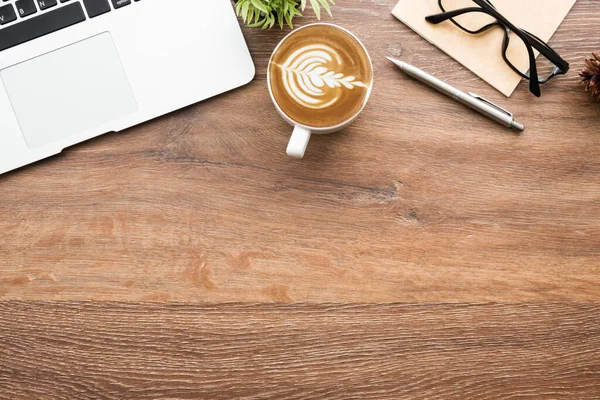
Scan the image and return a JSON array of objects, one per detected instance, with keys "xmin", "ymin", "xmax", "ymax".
[
  {"xmin": 440, "ymin": 0, "xmax": 496, "ymax": 32},
  {"xmin": 440, "ymin": 0, "xmax": 560, "ymax": 82}
]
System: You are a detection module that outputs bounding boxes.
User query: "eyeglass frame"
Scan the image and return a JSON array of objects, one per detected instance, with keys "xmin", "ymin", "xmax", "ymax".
[{"xmin": 425, "ymin": 0, "xmax": 570, "ymax": 97}]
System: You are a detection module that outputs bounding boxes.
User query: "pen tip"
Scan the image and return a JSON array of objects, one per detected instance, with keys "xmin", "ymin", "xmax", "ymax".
[{"xmin": 386, "ymin": 57, "xmax": 402, "ymax": 68}]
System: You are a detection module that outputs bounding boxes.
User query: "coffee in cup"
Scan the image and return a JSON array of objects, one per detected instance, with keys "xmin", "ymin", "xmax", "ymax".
[{"xmin": 268, "ymin": 24, "xmax": 373, "ymax": 158}]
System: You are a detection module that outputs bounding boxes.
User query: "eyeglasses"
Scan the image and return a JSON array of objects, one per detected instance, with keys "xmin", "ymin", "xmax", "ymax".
[{"xmin": 425, "ymin": 0, "xmax": 569, "ymax": 97}]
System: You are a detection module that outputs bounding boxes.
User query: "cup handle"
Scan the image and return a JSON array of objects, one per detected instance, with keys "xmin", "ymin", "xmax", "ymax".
[{"xmin": 286, "ymin": 125, "xmax": 311, "ymax": 159}]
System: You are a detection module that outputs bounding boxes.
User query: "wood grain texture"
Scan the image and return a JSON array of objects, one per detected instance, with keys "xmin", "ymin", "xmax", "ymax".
[
  {"xmin": 0, "ymin": 302, "xmax": 599, "ymax": 399},
  {"xmin": 0, "ymin": 1, "xmax": 599, "ymax": 302}
]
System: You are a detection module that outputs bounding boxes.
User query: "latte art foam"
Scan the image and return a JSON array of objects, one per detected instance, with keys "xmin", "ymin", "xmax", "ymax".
[
  {"xmin": 276, "ymin": 44, "xmax": 368, "ymax": 110},
  {"xmin": 269, "ymin": 25, "xmax": 373, "ymax": 128}
]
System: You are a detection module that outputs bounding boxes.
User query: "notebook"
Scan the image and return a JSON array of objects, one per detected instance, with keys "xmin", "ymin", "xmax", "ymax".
[{"xmin": 392, "ymin": 0, "xmax": 576, "ymax": 97}]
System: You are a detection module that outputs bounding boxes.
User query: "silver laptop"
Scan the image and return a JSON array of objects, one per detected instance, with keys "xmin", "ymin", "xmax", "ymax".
[{"xmin": 0, "ymin": 0, "xmax": 255, "ymax": 175}]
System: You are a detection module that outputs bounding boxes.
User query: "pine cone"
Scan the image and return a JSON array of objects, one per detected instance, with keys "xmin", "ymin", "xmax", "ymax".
[{"xmin": 580, "ymin": 52, "xmax": 600, "ymax": 100}]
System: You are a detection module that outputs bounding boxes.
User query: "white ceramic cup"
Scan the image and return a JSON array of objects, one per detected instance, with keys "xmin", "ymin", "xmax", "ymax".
[{"xmin": 267, "ymin": 23, "xmax": 373, "ymax": 159}]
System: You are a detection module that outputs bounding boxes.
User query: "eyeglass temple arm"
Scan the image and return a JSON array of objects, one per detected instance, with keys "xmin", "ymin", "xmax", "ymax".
[
  {"xmin": 425, "ymin": 8, "xmax": 486, "ymax": 24},
  {"xmin": 522, "ymin": 30, "xmax": 569, "ymax": 72},
  {"xmin": 516, "ymin": 33, "xmax": 541, "ymax": 96}
]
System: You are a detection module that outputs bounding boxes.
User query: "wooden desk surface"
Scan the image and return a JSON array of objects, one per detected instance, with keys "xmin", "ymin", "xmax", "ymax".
[{"xmin": 1, "ymin": 1, "xmax": 599, "ymax": 398}]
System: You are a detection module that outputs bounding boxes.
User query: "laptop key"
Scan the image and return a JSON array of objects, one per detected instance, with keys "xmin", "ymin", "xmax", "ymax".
[
  {"xmin": 0, "ymin": 2, "xmax": 85, "ymax": 52},
  {"xmin": 82, "ymin": 0, "xmax": 110, "ymax": 18},
  {"xmin": 15, "ymin": 0, "xmax": 36, "ymax": 17},
  {"xmin": 37, "ymin": 0, "xmax": 57, "ymax": 10},
  {"xmin": 111, "ymin": 0, "xmax": 130, "ymax": 8},
  {"xmin": 0, "ymin": 4, "xmax": 17, "ymax": 25}
]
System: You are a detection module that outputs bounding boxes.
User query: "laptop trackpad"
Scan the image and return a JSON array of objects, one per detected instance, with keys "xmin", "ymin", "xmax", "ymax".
[{"xmin": 1, "ymin": 32, "xmax": 138, "ymax": 149}]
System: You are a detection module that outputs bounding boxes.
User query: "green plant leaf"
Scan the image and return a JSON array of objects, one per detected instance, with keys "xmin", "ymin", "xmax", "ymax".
[
  {"xmin": 318, "ymin": 0, "xmax": 332, "ymax": 16},
  {"xmin": 242, "ymin": 1, "xmax": 250, "ymax": 22},
  {"xmin": 309, "ymin": 0, "xmax": 320, "ymax": 19},
  {"xmin": 251, "ymin": 0, "xmax": 270, "ymax": 14},
  {"xmin": 237, "ymin": 0, "xmax": 334, "ymax": 30}
]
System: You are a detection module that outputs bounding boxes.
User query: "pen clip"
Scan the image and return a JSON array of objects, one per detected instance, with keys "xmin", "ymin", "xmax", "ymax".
[{"xmin": 468, "ymin": 93, "xmax": 513, "ymax": 118}]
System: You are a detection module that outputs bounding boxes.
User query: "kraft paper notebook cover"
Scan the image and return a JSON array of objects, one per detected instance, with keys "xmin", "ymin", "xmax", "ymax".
[{"xmin": 392, "ymin": 0, "xmax": 576, "ymax": 97}]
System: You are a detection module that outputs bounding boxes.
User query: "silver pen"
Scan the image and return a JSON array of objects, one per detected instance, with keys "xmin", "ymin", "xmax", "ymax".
[{"xmin": 387, "ymin": 57, "xmax": 524, "ymax": 132}]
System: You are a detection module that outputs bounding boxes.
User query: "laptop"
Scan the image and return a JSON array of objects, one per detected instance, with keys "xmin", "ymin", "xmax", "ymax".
[{"xmin": 0, "ymin": 0, "xmax": 255, "ymax": 175}]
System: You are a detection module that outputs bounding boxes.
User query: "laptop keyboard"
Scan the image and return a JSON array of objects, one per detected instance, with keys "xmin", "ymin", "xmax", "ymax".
[{"xmin": 0, "ymin": 0, "xmax": 140, "ymax": 53}]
